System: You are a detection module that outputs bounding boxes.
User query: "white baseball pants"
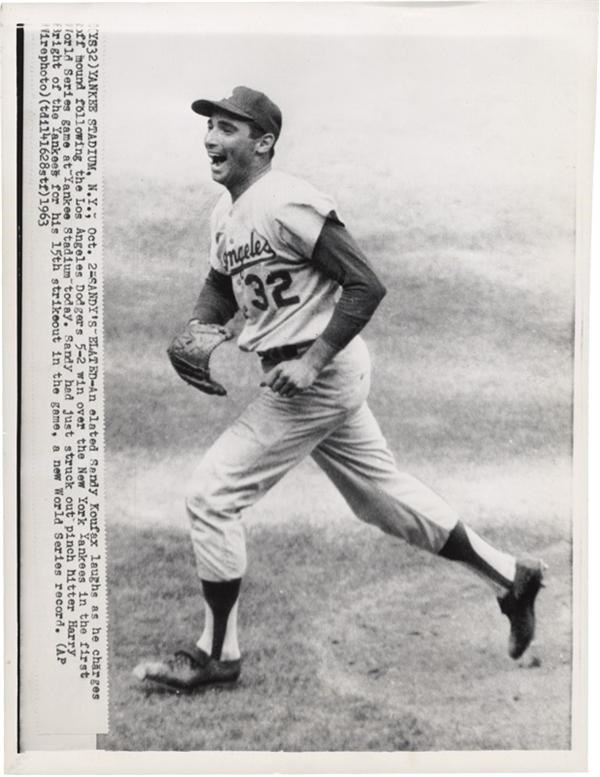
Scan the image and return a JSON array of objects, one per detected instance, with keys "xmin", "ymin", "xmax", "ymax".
[{"xmin": 186, "ymin": 336, "xmax": 460, "ymax": 581}]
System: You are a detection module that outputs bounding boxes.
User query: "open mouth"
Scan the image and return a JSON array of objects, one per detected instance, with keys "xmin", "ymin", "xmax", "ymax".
[{"xmin": 208, "ymin": 152, "xmax": 227, "ymax": 170}]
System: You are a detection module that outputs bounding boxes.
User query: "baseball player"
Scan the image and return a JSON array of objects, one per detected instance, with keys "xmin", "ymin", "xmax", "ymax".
[{"xmin": 134, "ymin": 86, "xmax": 545, "ymax": 691}]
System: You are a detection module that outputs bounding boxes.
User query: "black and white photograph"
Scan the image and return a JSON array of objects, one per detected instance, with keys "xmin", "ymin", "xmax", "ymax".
[{"xmin": 3, "ymin": 0, "xmax": 596, "ymax": 771}]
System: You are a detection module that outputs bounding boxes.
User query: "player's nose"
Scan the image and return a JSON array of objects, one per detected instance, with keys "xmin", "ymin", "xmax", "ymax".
[{"xmin": 204, "ymin": 126, "xmax": 219, "ymax": 149}]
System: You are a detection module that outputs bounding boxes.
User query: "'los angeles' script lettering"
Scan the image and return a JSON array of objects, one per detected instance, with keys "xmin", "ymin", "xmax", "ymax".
[{"xmin": 222, "ymin": 231, "xmax": 276, "ymax": 274}]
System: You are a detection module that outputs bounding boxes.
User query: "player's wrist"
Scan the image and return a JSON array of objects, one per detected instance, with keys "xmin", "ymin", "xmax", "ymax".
[{"xmin": 302, "ymin": 337, "xmax": 338, "ymax": 373}]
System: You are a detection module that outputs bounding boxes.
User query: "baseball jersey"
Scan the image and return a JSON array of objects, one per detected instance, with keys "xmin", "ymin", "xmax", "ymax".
[{"xmin": 208, "ymin": 170, "xmax": 341, "ymax": 352}]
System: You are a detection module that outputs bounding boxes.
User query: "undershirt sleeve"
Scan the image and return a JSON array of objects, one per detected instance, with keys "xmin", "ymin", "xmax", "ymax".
[
  {"xmin": 191, "ymin": 267, "xmax": 238, "ymax": 325},
  {"xmin": 312, "ymin": 217, "xmax": 387, "ymax": 351}
]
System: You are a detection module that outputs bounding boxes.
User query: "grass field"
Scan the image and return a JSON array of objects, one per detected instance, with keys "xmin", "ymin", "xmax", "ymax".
[{"xmin": 100, "ymin": 520, "xmax": 571, "ymax": 751}]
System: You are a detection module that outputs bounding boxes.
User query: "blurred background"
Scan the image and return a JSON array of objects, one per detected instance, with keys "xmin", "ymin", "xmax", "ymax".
[{"xmin": 103, "ymin": 23, "xmax": 578, "ymax": 535}]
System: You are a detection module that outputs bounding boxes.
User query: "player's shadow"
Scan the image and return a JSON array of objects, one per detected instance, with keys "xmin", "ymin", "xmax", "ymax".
[{"xmin": 134, "ymin": 679, "xmax": 242, "ymax": 697}]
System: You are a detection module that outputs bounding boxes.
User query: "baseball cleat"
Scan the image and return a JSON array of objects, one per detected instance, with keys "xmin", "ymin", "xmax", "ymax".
[
  {"xmin": 498, "ymin": 558, "xmax": 546, "ymax": 660},
  {"xmin": 132, "ymin": 645, "xmax": 241, "ymax": 692}
]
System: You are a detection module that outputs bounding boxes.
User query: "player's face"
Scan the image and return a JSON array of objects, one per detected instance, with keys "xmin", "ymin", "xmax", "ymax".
[{"xmin": 204, "ymin": 112, "xmax": 261, "ymax": 192}]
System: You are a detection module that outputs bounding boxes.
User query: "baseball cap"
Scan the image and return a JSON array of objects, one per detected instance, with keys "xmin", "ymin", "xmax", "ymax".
[{"xmin": 191, "ymin": 86, "xmax": 282, "ymax": 140}]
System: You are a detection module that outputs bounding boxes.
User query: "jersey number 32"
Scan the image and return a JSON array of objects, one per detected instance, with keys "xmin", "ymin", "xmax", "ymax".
[{"xmin": 245, "ymin": 270, "xmax": 300, "ymax": 311}]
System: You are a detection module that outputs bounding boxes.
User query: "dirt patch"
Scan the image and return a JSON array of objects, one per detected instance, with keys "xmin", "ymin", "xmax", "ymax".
[{"xmin": 107, "ymin": 452, "xmax": 572, "ymax": 540}]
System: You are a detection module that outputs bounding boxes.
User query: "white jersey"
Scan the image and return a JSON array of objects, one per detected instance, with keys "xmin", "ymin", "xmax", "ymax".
[{"xmin": 208, "ymin": 169, "xmax": 340, "ymax": 352}]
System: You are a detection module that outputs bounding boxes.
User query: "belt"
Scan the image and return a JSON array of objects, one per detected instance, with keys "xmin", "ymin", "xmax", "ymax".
[{"xmin": 257, "ymin": 340, "xmax": 314, "ymax": 365}]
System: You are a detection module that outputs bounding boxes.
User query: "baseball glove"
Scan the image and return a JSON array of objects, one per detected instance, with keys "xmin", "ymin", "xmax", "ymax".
[{"xmin": 167, "ymin": 320, "xmax": 232, "ymax": 396}]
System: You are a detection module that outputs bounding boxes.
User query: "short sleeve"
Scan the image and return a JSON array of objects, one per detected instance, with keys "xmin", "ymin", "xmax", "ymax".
[
  {"xmin": 208, "ymin": 195, "xmax": 229, "ymax": 272},
  {"xmin": 208, "ymin": 228, "xmax": 223, "ymax": 271},
  {"xmin": 274, "ymin": 187, "xmax": 342, "ymax": 259}
]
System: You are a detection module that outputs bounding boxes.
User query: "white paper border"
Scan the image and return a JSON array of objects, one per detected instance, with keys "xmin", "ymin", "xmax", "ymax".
[{"xmin": 3, "ymin": 1, "xmax": 596, "ymax": 773}]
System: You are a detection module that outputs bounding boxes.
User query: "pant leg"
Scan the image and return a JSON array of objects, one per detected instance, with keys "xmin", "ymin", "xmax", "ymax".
[
  {"xmin": 311, "ymin": 402, "xmax": 459, "ymax": 553},
  {"xmin": 186, "ymin": 337, "xmax": 372, "ymax": 581}
]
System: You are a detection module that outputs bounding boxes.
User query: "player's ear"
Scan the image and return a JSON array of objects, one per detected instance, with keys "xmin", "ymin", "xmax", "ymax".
[{"xmin": 255, "ymin": 133, "xmax": 275, "ymax": 157}]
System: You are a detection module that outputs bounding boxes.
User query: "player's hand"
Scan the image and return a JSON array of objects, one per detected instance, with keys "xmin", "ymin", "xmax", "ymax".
[{"xmin": 260, "ymin": 359, "xmax": 319, "ymax": 398}]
